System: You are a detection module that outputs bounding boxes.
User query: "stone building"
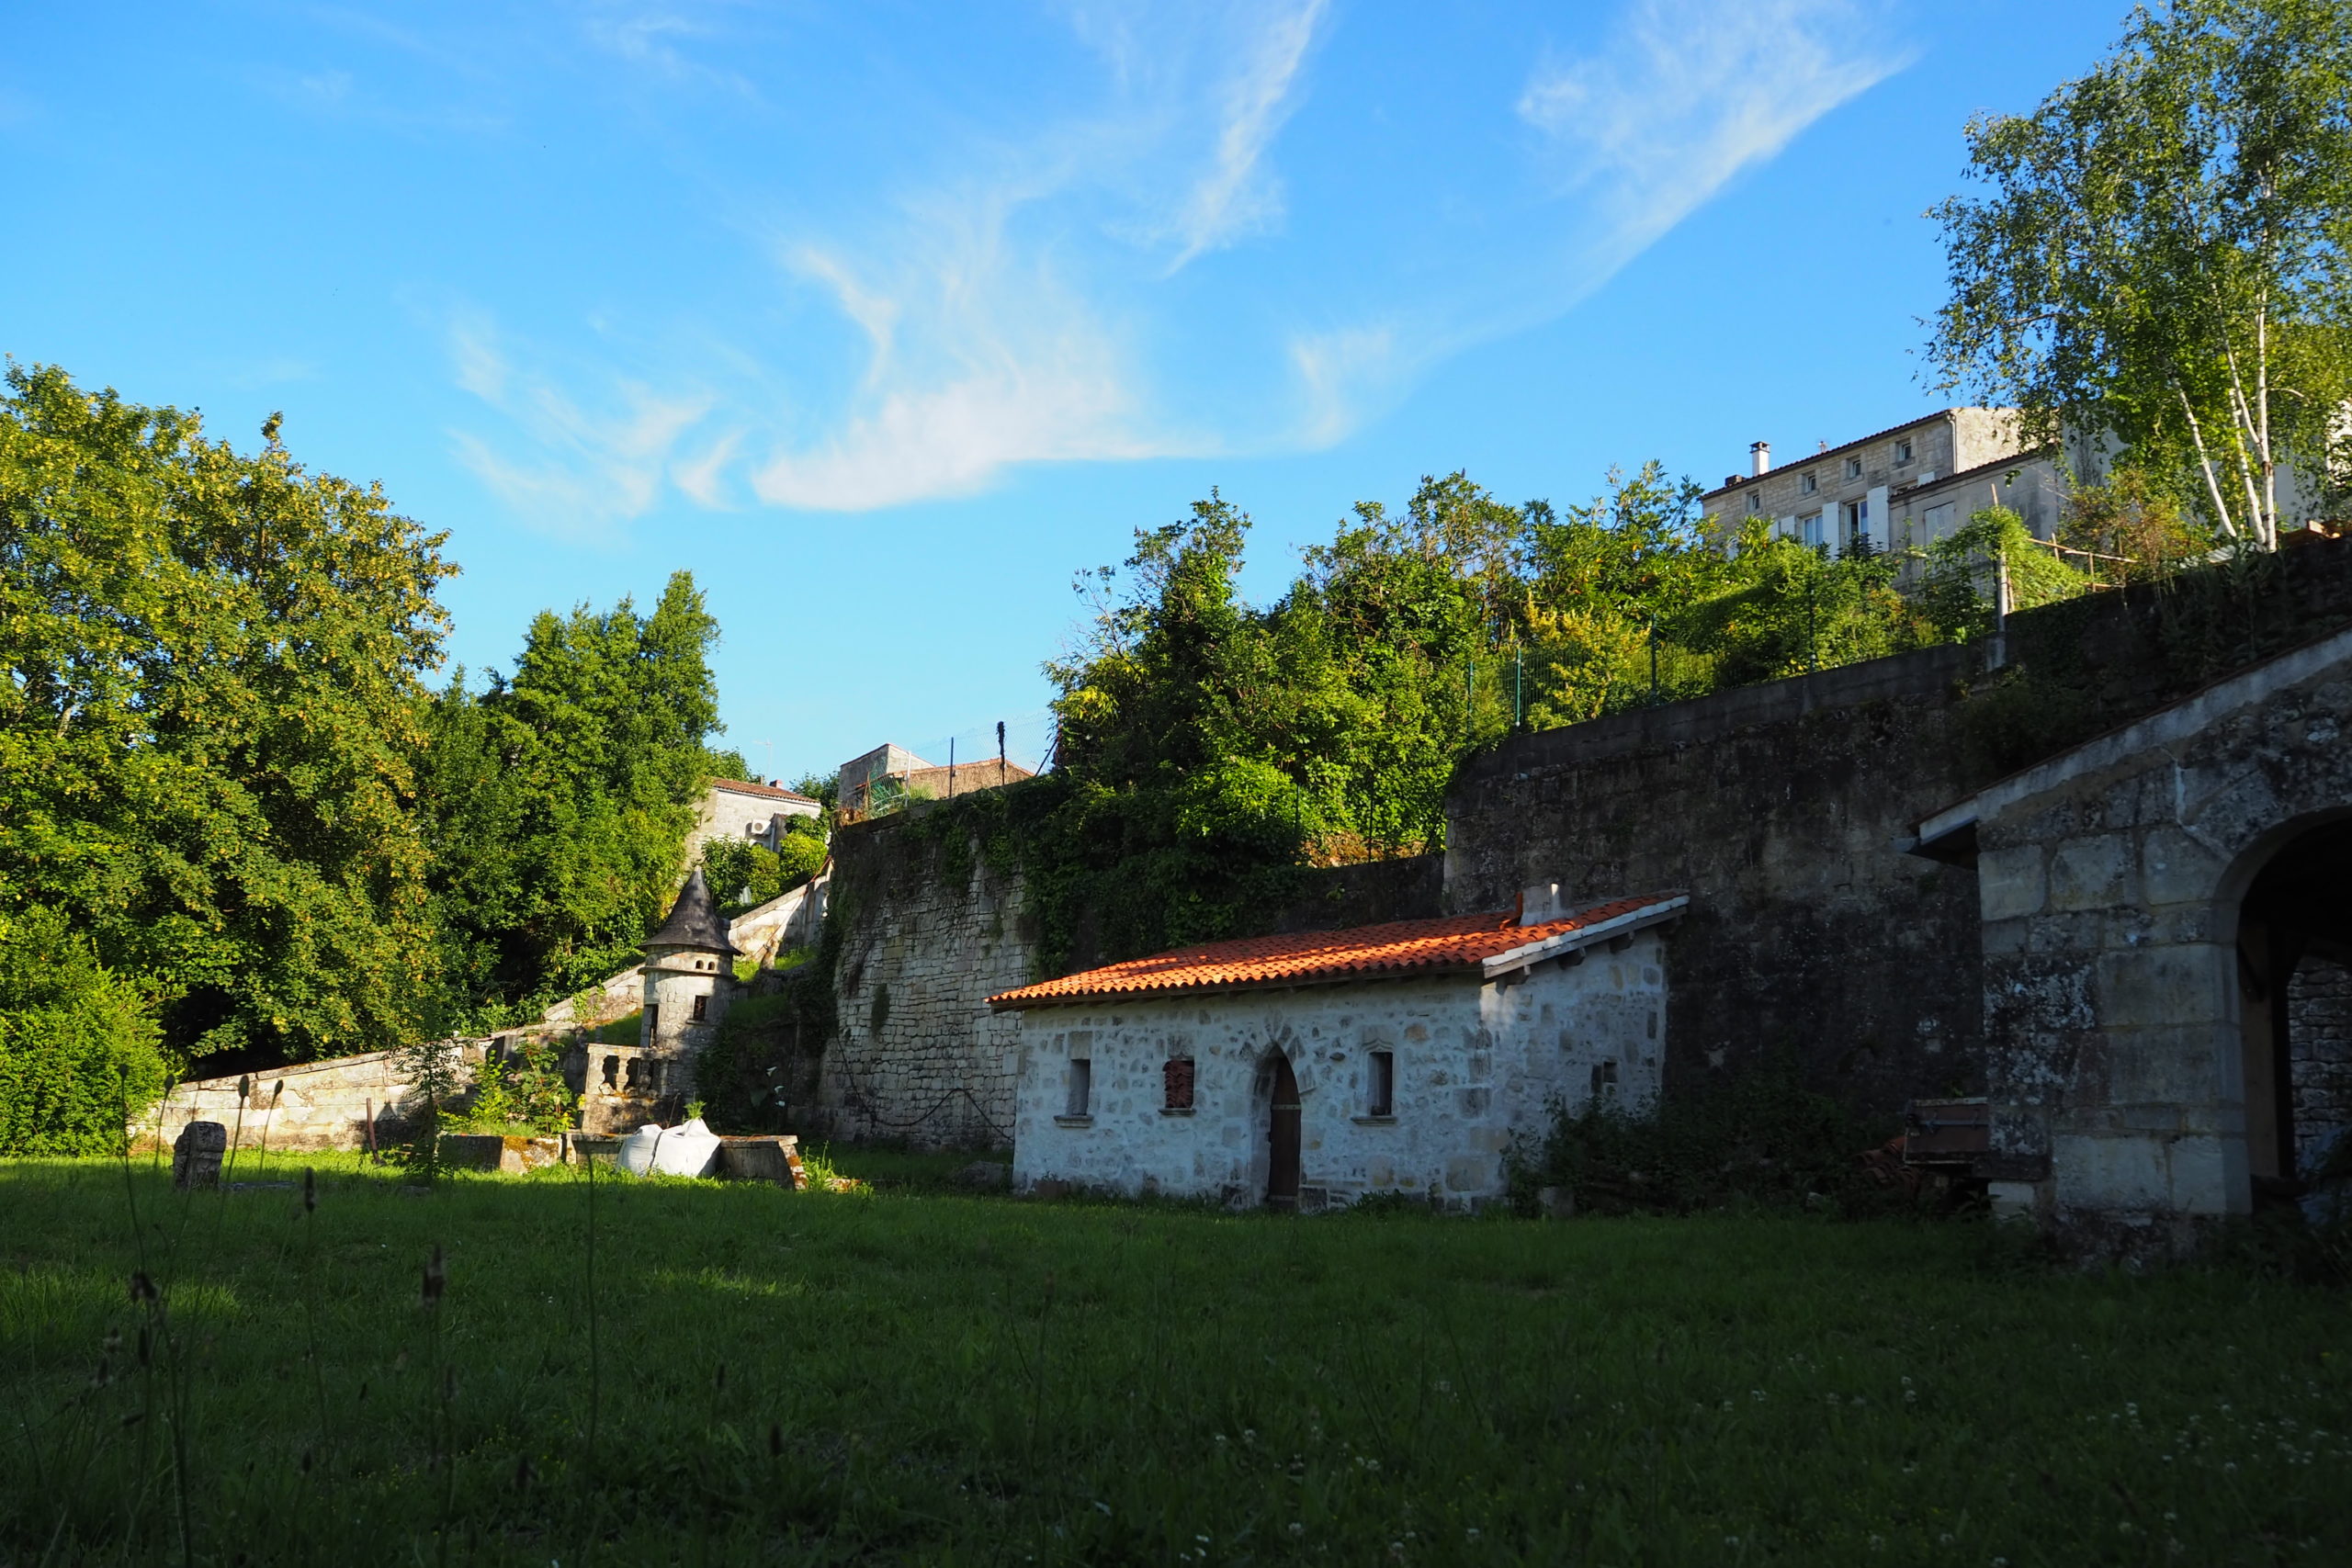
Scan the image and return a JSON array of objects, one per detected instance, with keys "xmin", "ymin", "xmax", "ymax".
[
  {"xmin": 991, "ymin": 892, "xmax": 1685, "ymax": 1209},
  {"xmin": 579, "ymin": 868, "xmax": 741, "ymax": 1133},
  {"xmin": 836, "ymin": 741, "xmax": 1035, "ymax": 819},
  {"xmin": 837, "ymin": 743, "xmax": 934, "ymax": 818},
  {"xmin": 1700, "ymin": 408, "xmax": 2064, "ymax": 556},
  {"xmin": 1906, "ymin": 623, "xmax": 2352, "ymax": 1248},
  {"xmin": 689, "ymin": 776, "xmax": 822, "ymax": 862}
]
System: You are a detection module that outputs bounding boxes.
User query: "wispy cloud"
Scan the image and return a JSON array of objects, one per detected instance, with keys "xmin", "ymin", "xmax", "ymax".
[
  {"xmin": 581, "ymin": 4, "xmax": 755, "ymax": 95},
  {"xmin": 1163, "ymin": 0, "xmax": 1328, "ymax": 270},
  {"xmin": 447, "ymin": 313, "xmax": 713, "ymax": 542},
  {"xmin": 750, "ymin": 204, "xmax": 1176, "ymax": 512},
  {"xmin": 1278, "ymin": 0, "xmax": 1911, "ymax": 450},
  {"xmin": 439, "ymin": 1, "xmax": 1902, "ymax": 524},
  {"xmin": 1518, "ymin": 0, "xmax": 1911, "ymax": 270}
]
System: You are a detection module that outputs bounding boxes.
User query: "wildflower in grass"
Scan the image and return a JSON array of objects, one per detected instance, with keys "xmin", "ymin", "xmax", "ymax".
[{"xmin": 1288, "ymin": 1523, "xmax": 1305, "ymax": 1538}]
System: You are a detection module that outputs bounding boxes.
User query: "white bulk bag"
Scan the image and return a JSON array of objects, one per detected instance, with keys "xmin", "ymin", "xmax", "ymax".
[
  {"xmin": 650, "ymin": 1117, "xmax": 722, "ymax": 1178},
  {"xmin": 616, "ymin": 1123, "xmax": 666, "ymax": 1178}
]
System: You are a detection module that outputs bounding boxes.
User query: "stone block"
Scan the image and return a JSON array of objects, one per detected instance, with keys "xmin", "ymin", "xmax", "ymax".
[
  {"xmin": 2048, "ymin": 833, "xmax": 2131, "ymax": 911},
  {"xmin": 2139, "ymin": 826, "xmax": 2226, "ymax": 908},
  {"xmin": 2161, "ymin": 1133, "xmax": 2246, "ymax": 1216},
  {"xmin": 1978, "ymin": 845, "xmax": 2047, "ymax": 920},
  {"xmin": 438, "ymin": 1134, "xmax": 561, "ymax": 1174},
  {"xmin": 2100, "ymin": 1025, "xmax": 2231, "ymax": 1104},
  {"xmin": 1985, "ymin": 1180, "xmax": 2044, "ymax": 1221},
  {"xmin": 955, "ymin": 1159, "xmax": 1012, "ymax": 1190},
  {"xmin": 2093, "ymin": 943, "xmax": 2228, "ymax": 1031},
  {"xmin": 718, "ymin": 1135, "xmax": 803, "ymax": 1185},
  {"xmin": 2052, "ymin": 1130, "xmax": 2170, "ymax": 1211},
  {"xmin": 173, "ymin": 1122, "xmax": 227, "ymax": 1189}
]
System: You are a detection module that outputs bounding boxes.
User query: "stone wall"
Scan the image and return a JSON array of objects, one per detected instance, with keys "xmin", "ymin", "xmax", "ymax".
[
  {"xmin": 2289, "ymin": 954, "xmax": 2352, "ymax": 1178},
  {"xmin": 817, "ymin": 813, "xmax": 1038, "ymax": 1149},
  {"xmin": 1444, "ymin": 535, "xmax": 2352, "ymax": 1120},
  {"xmin": 143, "ymin": 1041, "xmax": 499, "ymax": 1153},
  {"xmin": 1446, "ymin": 642, "xmax": 1990, "ymax": 1113},
  {"xmin": 1964, "ymin": 628, "xmax": 2352, "ymax": 1241}
]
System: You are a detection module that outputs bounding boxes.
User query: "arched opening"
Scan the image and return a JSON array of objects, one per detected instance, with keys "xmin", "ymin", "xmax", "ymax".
[
  {"xmin": 2234, "ymin": 816, "xmax": 2352, "ymax": 1205},
  {"xmin": 1264, "ymin": 1052, "xmax": 1302, "ymax": 1213}
]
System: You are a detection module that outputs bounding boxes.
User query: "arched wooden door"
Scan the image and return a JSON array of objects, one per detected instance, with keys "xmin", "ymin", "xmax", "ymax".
[{"xmin": 1266, "ymin": 1054, "xmax": 1302, "ymax": 1212}]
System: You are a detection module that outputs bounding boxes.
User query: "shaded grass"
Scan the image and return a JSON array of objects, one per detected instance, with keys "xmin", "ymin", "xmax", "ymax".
[{"xmin": 3, "ymin": 1153, "xmax": 2348, "ymax": 1565}]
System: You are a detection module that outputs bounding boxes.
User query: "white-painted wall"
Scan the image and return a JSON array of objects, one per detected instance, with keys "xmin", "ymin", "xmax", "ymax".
[{"xmin": 1008, "ymin": 931, "xmax": 1668, "ymax": 1209}]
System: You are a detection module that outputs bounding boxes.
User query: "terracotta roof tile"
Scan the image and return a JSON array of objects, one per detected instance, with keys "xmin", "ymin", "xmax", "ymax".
[
  {"xmin": 711, "ymin": 777, "xmax": 820, "ymax": 805},
  {"xmin": 989, "ymin": 894, "xmax": 1684, "ymax": 1010}
]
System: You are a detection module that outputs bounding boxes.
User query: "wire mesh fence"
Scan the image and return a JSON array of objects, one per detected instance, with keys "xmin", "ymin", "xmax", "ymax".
[{"xmin": 836, "ymin": 708, "xmax": 1057, "ymax": 822}]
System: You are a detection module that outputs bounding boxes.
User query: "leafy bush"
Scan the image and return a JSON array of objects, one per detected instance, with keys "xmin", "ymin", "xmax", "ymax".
[
  {"xmin": 0, "ymin": 908, "xmax": 169, "ymax": 1155},
  {"xmin": 702, "ymin": 826, "xmax": 828, "ymax": 919},
  {"xmin": 457, "ymin": 1036, "xmax": 577, "ymax": 1135},
  {"xmin": 1510, "ymin": 1052, "xmax": 1898, "ymax": 1216}
]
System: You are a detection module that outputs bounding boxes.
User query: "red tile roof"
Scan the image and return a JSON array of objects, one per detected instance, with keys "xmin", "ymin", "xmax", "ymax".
[
  {"xmin": 988, "ymin": 894, "xmax": 1686, "ymax": 1010},
  {"xmin": 710, "ymin": 777, "xmax": 820, "ymax": 805}
]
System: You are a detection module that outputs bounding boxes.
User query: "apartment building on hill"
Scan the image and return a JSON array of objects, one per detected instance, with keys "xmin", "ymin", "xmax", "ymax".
[{"xmin": 1701, "ymin": 407, "xmax": 2064, "ymax": 557}]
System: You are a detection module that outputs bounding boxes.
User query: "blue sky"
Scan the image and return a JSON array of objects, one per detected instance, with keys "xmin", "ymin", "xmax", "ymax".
[{"xmin": 4, "ymin": 1, "xmax": 2126, "ymax": 784}]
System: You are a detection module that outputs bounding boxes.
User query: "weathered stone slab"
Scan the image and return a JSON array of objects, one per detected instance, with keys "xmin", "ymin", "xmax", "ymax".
[
  {"xmin": 436, "ymin": 1134, "xmax": 561, "ymax": 1174},
  {"xmin": 173, "ymin": 1122, "xmax": 227, "ymax": 1189},
  {"xmin": 716, "ymin": 1135, "xmax": 803, "ymax": 1186}
]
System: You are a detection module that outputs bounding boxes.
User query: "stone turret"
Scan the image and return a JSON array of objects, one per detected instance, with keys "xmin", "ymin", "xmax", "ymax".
[{"xmin": 642, "ymin": 867, "xmax": 740, "ymax": 1060}]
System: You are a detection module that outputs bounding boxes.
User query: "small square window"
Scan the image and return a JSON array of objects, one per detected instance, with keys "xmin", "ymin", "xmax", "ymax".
[
  {"xmin": 1746, "ymin": 490, "xmax": 1760, "ymax": 513},
  {"xmin": 1844, "ymin": 457, "xmax": 1862, "ymax": 480},
  {"xmin": 690, "ymin": 994, "xmax": 708, "ymax": 1021},
  {"xmin": 1800, "ymin": 472, "xmax": 1816, "ymax": 495},
  {"xmin": 1163, "ymin": 1055, "xmax": 1195, "ymax": 1111},
  {"xmin": 1066, "ymin": 1058, "xmax": 1092, "ymax": 1118},
  {"xmin": 1367, "ymin": 1050, "xmax": 1395, "ymax": 1117},
  {"xmin": 1894, "ymin": 439, "xmax": 1914, "ymax": 465},
  {"xmin": 1589, "ymin": 1060, "xmax": 1619, "ymax": 1100}
]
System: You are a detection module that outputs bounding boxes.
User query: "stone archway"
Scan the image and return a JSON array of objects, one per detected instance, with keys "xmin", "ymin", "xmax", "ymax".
[
  {"xmin": 1915, "ymin": 624, "xmax": 2352, "ymax": 1243},
  {"xmin": 2228, "ymin": 815, "xmax": 2352, "ymax": 1202}
]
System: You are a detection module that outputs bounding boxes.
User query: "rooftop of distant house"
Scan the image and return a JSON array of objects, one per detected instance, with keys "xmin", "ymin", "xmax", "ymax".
[
  {"xmin": 709, "ymin": 777, "xmax": 820, "ymax": 805},
  {"xmin": 988, "ymin": 894, "xmax": 1687, "ymax": 1010}
]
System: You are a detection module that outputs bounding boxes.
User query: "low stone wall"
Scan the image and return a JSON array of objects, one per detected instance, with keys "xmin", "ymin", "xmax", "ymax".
[
  {"xmin": 728, "ymin": 874, "xmax": 828, "ymax": 966},
  {"xmin": 141, "ymin": 1042, "xmax": 495, "ymax": 1154}
]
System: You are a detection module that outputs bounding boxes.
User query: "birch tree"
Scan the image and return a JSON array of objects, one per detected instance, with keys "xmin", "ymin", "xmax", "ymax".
[{"xmin": 1928, "ymin": 0, "xmax": 2352, "ymax": 550}]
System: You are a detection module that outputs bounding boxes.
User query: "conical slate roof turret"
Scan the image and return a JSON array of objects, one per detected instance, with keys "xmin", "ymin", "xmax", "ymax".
[{"xmin": 647, "ymin": 867, "xmax": 740, "ymax": 956}]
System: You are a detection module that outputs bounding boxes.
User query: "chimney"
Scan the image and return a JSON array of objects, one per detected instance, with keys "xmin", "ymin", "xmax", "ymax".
[
  {"xmin": 1749, "ymin": 441, "xmax": 1770, "ymax": 478},
  {"xmin": 1520, "ymin": 882, "xmax": 1566, "ymax": 926}
]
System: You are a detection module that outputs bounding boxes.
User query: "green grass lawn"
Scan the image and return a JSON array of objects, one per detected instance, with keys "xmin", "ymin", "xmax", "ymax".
[{"xmin": 4, "ymin": 1151, "xmax": 2347, "ymax": 1566}]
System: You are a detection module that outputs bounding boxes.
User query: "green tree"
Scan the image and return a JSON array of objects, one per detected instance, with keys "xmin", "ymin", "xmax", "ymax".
[
  {"xmin": 0, "ymin": 365, "xmax": 454, "ymax": 1066},
  {"xmin": 420, "ymin": 572, "xmax": 729, "ymax": 1023},
  {"xmin": 1929, "ymin": 0, "xmax": 2352, "ymax": 548},
  {"xmin": 0, "ymin": 908, "xmax": 169, "ymax": 1155},
  {"xmin": 702, "ymin": 817, "xmax": 828, "ymax": 919}
]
